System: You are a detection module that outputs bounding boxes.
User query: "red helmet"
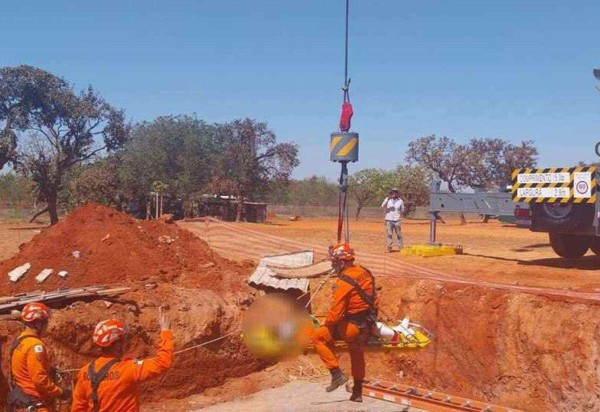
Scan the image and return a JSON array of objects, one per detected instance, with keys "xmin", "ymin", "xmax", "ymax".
[
  {"xmin": 329, "ymin": 243, "xmax": 355, "ymax": 261},
  {"xmin": 21, "ymin": 302, "xmax": 50, "ymax": 323},
  {"xmin": 93, "ymin": 319, "xmax": 127, "ymax": 347}
]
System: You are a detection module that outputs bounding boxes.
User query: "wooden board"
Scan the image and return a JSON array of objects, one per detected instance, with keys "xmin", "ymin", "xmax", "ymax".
[{"xmin": 0, "ymin": 286, "xmax": 131, "ymax": 314}]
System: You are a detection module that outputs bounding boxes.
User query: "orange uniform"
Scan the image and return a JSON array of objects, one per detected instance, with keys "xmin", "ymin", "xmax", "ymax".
[
  {"xmin": 10, "ymin": 331, "xmax": 64, "ymax": 411},
  {"xmin": 311, "ymin": 264, "xmax": 375, "ymax": 380},
  {"xmin": 71, "ymin": 330, "xmax": 174, "ymax": 412}
]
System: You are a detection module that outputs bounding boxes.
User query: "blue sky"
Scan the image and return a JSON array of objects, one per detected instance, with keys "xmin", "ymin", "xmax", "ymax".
[{"xmin": 2, "ymin": 0, "xmax": 599, "ymax": 179}]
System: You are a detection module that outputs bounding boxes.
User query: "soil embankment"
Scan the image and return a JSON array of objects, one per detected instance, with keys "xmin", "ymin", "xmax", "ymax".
[
  {"xmin": 0, "ymin": 204, "xmax": 262, "ymax": 402},
  {"xmin": 316, "ymin": 278, "xmax": 600, "ymax": 412}
]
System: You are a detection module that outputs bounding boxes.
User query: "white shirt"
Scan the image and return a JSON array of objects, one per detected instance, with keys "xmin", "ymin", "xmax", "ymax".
[{"xmin": 381, "ymin": 197, "xmax": 404, "ymax": 221}]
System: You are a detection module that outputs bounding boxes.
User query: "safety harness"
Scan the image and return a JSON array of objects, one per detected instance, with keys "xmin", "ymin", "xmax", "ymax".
[
  {"xmin": 338, "ymin": 266, "xmax": 378, "ymax": 329},
  {"xmin": 88, "ymin": 358, "xmax": 120, "ymax": 412},
  {"xmin": 6, "ymin": 335, "xmax": 45, "ymax": 412}
]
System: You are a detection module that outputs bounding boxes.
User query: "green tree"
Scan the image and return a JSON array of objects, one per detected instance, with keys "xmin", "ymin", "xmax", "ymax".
[
  {"xmin": 64, "ymin": 155, "xmax": 123, "ymax": 208},
  {"xmin": 408, "ymin": 136, "xmax": 538, "ymax": 192},
  {"xmin": 459, "ymin": 138, "xmax": 538, "ymax": 190},
  {"xmin": 0, "ymin": 173, "xmax": 33, "ymax": 206},
  {"xmin": 120, "ymin": 115, "xmax": 220, "ymax": 204},
  {"xmin": 406, "ymin": 135, "xmax": 469, "ymax": 193},
  {"xmin": 0, "ymin": 66, "xmax": 67, "ymax": 169},
  {"xmin": 349, "ymin": 168, "xmax": 388, "ymax": 219},
  {"xmin": 266, "ymin": 176, "xmax": 339, "ymax": 206},
  {"xmin": 286, "ymin": 176, "xmax": 339, "ymax": 206},
  {"xmin": 0, "ymin": 65, "xmax": 129, "ymax": 224},
  {"xmin": 389, "ymin": 165, "xmax": 431, "ymax": 214},
  {"xmin": 208, "ymin": 118, "xmax": 299, "ymax": 221}
]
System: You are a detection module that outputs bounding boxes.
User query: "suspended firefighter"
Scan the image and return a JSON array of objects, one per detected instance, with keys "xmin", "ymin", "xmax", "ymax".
[
  {"xmin": 310, "ymin": 243, "xmax": 378, "ymax": 402},
  {"xmin": 7, "ymin": 302, "xmax": 71, "ymax": 412}
]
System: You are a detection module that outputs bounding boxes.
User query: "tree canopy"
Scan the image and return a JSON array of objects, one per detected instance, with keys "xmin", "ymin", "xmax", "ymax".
[
  {"xmin": 406, "ymin": 135, "xmax": 538, "ymax": 193},
  {"xmin": 349, "ymin": 165, "xmax": 431, "ymax": 219},
  {"xmin": 0, "ymin": 65, "xmax": 129, "ymax": 224},
  {"xmin": 119, "ymin": 115, "xmax": 221, "ymax": 202},
  {"xmin": 349, "ymin": 168, "xmax": 388, "ymax": 219}
]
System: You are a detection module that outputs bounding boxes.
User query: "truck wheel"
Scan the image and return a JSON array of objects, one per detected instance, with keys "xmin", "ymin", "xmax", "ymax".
[
  {"xmin": 549, "ymin": 233, "xmax": 590, "ymax": 258},
  {"xmin": 589, "ymin": 237, "xmax": 600, "ymax": 256},
  {"xmin": 532, "ymin": 203, "xmax": 594, "ymax": 230}
]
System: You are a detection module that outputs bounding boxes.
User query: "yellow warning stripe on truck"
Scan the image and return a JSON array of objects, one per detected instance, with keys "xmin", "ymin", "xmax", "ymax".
[{"xmin": 511, "ymin": 166, "xmax": 597, "ymax": 203}]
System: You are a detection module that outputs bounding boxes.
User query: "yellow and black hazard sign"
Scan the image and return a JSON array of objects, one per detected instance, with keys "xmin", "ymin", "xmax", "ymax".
[
  {"xmin": 511, "ymin": 166, "xmax": 597, "ymax": 204},
  {"xmin": 330, "ymin": 132, "xmax": 359, "ymax": 162}
]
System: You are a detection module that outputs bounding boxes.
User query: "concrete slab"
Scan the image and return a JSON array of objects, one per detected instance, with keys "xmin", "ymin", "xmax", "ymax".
[
  {"xmin": 196, "ymin": 380, "xmax": 424, "ymax": 412},
  {"xmin": 8, "ymin": 263, "xmax": 31, "ymax": 282},
  {"xmin": 35, "ymin": 268, "xmax": 53, "ymax": 283}
]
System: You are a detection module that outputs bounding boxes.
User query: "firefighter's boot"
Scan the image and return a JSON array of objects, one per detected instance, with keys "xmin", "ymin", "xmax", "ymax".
[
  {"xmin": 326, "ymin": 367, "xmax": 348, "ymax": 392},
  {"xmin": 350, "ymin": 380, "xmax": 363, "ymax": 402}
]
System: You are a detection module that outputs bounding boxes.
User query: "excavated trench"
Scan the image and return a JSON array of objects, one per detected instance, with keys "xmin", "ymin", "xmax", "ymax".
[
  {"xmin": 1, "ymin": 204, "xmax": 598, "ymax": 410},
  {"xmin": 351, "ymin": 279, "xmax": 600, "ymax": 412}
]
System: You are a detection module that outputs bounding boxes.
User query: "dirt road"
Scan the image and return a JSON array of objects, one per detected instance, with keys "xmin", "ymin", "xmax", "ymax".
[{"xmin": 180, "ymin": 217, "xmax": 600, "ymax": 293}]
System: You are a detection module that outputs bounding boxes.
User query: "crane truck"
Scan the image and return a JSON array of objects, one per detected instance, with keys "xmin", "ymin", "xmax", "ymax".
[{"xmin": 510, "ymin": 69, "xmax": 600, "ymax": 258}]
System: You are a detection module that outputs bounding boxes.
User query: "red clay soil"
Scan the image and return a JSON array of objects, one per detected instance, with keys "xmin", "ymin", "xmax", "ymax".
[
  {"xmin": 307, "ymin": 277, "xmax": 600, "ymax": 412},
  {"xmin": 0, "ymin": 203, "xmax": 249, "ymax": 295},
  {"xmin": 0, "ymin": 203, "xmax": 265, "ymax": 404}
]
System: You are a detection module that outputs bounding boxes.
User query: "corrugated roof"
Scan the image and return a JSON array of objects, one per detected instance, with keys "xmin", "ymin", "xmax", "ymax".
[{"xmin": 248, "ymin": 251, "xmax": 313, "ymax": 292}]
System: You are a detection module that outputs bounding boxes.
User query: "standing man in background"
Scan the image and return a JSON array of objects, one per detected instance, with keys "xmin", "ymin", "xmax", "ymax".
[{"xmin": 381, "ymin": 188, "xmax": 405, "ymax": 252}]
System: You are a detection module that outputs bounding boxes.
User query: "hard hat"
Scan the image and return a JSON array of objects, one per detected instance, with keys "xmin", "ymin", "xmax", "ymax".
[
  {"xmin": 93, "ymin": 319, "xmax": 127, "ymax": 347},
  {"xmin": 329, "ymin": 243, "xmax": 355, "ymax": 261},
  {"xmin": 21, "ymin": 302, "xmax": 50, "ymax": 323},
  {"xmin": 390, "ymin": 188, "xmax": 399, "ymax": 193}
]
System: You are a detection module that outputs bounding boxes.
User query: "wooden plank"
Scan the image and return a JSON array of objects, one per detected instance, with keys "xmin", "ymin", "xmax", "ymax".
[
  {"xmin": 0, "ymin": 286, "xmax": 131, "ymax": 314},
  {"xmin": 0, "ymin": 286, "xmax": 109, "ymax": 303}
]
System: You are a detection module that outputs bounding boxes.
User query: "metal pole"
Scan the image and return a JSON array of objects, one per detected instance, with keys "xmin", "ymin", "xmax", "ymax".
[
  {"xmin": 155, "ymin": 193, "xmax": 159, "ymax": 219},
  {"xmin": 429, "ymin": 212, "xmax": 437, "ymax": 245}
]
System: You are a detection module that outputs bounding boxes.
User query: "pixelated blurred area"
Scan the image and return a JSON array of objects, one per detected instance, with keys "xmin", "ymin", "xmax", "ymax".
[{"xmin": 242, "ymin": 294, "xmax": 313, "ymax": 360}]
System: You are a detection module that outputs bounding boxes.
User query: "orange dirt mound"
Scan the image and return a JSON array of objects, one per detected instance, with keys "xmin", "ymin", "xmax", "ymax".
[
  {"xmin": 0, "ymin": 203, "xmax": 248, "ymax": 295},
  {"xmin": 0, "ymin": 203, "xmax": 265, "ymax": 405}
]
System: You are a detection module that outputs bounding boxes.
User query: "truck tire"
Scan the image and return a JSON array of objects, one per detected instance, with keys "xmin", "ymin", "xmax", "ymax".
[
  {"xmin": 549, "ymin": 233, "xmax": 590, "ymax": 258},
  {"xmin": 532, "ymin": 203, "xmax": 594, "ymax": 230},
  {"xmin": 589, "ymin": 237, "xmax": 600, "ymax": 256}
]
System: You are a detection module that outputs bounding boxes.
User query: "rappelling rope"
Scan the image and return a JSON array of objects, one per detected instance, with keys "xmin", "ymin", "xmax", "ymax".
[
  {"xmin": 173, "ymin": 330, "xmax": 241, "ymax": 355},
  {"xmin": 59, "ymin": 330, "xmax": 241, "ymax": 374},
  {"xmin": 337, "ymin": 162, "xmax": 350, "ymax": 244},
  {"xmin": 301, "ymin": 270, "xmax": 335, "ymax": 309}
]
